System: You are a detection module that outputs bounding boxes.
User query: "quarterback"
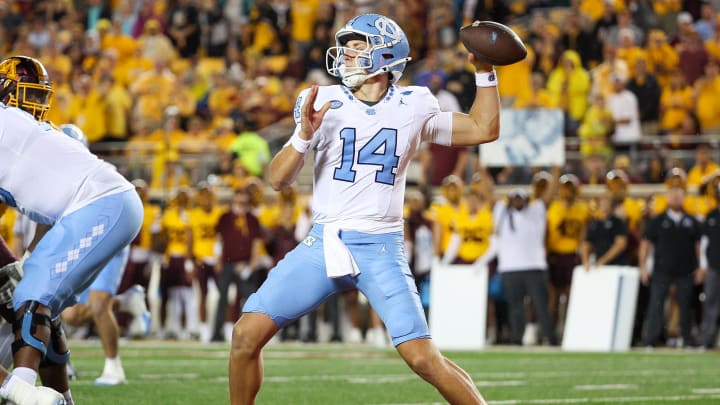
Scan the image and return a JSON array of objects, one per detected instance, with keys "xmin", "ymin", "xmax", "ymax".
[
  {"xmin": 0, "ymin": 56, "xmax": 142, "ymax": 405},
  {"xmin": 230, "ymin": 14, "xmax": 499, "ymax": 405}
]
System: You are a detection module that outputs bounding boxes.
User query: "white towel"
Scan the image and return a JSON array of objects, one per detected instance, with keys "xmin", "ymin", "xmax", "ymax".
[{"xmin": 323, "ymin": 225, "xmax": 361, "ymax": 278}]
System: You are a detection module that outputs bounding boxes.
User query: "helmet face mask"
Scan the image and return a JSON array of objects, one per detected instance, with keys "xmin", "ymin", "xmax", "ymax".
[
  {"xmin": 326, "ymin": 14, "xmax": 411, "ymax": 88},
  {"xmin": 0, "ymin": 56, "xmax": 53, "ymax": 121}
]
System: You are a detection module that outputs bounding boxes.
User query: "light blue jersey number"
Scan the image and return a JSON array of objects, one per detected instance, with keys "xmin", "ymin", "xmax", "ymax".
[{"xmin": 333, "ymin": 128, "xmax": 399, "ymax": 185}]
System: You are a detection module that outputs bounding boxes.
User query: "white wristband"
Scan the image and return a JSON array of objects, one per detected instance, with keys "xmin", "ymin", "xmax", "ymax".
[
  {"xmin": 290, "ymin": 134, "xmax": 312, "ymax": 154},
  {"xmin": 475, "ymin": 70, "xmax": 498, "ymax": 87}
]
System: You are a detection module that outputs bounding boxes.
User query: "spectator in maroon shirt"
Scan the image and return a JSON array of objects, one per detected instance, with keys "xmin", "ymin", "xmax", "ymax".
[
  {"xmin": 211, "ymin": 187, "xmax": 264, "ymax": 342},
  {"xmin": 677, "ymin": 29, "xmax": 709, "ymax": 85}
]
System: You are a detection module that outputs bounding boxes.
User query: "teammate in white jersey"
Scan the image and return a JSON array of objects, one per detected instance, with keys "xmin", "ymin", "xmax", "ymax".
[
  {"xmin": 231, "ymin": 14, "xmax": 499, "ymax": 405},
  {"xmin": 0, "ymin": 56, "xmax": 143, "ymax": 405},
  {"xmin": 58, "ymin": 124, "xmax": 150, "ymax": 387}
]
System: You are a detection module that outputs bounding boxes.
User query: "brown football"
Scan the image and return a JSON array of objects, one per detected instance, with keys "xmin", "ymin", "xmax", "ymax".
[{"xmin": 459, "ymin": 21, "xmax": 527, "ymax": 66}]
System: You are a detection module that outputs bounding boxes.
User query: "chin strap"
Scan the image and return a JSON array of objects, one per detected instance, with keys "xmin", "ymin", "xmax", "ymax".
[{"xmin": 342, "ymin": 57, "xmax": 412, "ymax": 88}]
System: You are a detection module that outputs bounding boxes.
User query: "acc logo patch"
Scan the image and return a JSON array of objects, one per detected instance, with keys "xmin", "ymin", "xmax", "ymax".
[
  {"xmin": 303, "ymin": 236, "xmax": 316, "ymax": 247},
  {"xmin": 329, "ymin": 100, "xmax": 343, "ymax": 109}
]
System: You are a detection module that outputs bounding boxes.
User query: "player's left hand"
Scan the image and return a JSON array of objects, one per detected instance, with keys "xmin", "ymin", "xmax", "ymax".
[
  {"xmin": 299, "ymin": 85, "xmax": 331, "ymax": 141},
  {"xmin": 0, "ymin": 261, "xmax": 23, "ymax": 309}
]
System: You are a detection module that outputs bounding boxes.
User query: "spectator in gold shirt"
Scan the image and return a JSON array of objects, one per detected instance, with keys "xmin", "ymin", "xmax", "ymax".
[{"xmin": 688, "ymin": 144, "xmax": 720, "ymax": 187}]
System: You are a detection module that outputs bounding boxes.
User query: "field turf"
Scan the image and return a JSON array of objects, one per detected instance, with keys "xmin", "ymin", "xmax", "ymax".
[{"xmin": 67, "ymin": 340, "xmax": 720, "ymax": 404}]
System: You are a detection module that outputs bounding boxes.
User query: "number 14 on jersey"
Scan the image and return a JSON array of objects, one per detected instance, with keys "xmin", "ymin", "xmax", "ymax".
[{"xmin": 333, "ymin": 128, "xmax": 399, "ymax": 185}]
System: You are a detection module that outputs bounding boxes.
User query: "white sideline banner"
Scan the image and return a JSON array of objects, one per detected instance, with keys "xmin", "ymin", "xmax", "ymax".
[
  {"xmin": 429, "ymin": 264, "xmax": 487, "ymax": 350},
  {"xmin": 562, "ymin": 265, "xmax": 640, "ymax": 352},
  {"xmin": 479, "ymin": 108, "xmax": 565, "ymax": 167}
]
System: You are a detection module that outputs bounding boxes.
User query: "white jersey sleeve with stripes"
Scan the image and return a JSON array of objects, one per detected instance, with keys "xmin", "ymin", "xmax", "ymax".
[
  {"xmin": 0, "ymin": 104, "xmax": 134, "ymax": 224},
  {"xmin": 292, "ymin": 85, "xmax": 452, "ymax": 233}
]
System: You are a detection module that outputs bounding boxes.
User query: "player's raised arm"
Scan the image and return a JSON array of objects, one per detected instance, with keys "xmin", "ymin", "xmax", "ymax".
[
  {"xmin": 449, "ymin": 55, "xmax": 500, "ymax": 146},
  {"xmin": 449, "ymin": 21, "xmax": 527, "ymax": 146},
  {"xmin": 268, "ymin": 85, "xmax": 330, "ymax": 191}
]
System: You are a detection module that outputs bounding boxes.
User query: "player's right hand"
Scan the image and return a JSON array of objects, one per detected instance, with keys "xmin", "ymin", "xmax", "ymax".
[{"xmin": 299, "ymin": 85, "xmax": 331, "ymax": 141}]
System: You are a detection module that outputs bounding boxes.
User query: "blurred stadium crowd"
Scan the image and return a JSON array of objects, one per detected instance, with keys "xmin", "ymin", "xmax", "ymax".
[{"xmin": 1, "ymin": 0, "xmax": 720, "ymax": 349}]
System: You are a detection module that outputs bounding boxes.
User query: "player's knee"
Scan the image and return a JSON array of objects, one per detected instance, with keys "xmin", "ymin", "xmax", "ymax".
[
  {"xmin": 231, "ymin": 322, "xmax": 257, "ymax": 355},
  {"xmin": 231, "ymin": 316, "xmax": 277, "ymax": 357},
  {"xmin": 41, "ymin": 318, "xmax": 70, "ymax": 367},
  {"xmin": 404, "ymin": 350, "xmax": 443, "ymax": 380},
  {"xmin": 60, "ymin": 308, "xmax": 80, "ymax": 326},
  {"xmin": 12, "ymin": 301, "xmax": 52, "ymax": 357}
]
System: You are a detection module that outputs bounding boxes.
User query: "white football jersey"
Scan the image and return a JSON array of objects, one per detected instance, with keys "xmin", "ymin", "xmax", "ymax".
[
  {"xmin": 291, "ymin": 85, "xmax": 452, "ymax": 233},
  {"xmin": 0, "ymin": 104, "xmax": 133, "ymax": 224}
]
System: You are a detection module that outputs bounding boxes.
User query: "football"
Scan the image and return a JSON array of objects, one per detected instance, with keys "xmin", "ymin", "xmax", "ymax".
[{"xmin": 459, "ymin": 21, "xmax": 527, "ymax": 66}]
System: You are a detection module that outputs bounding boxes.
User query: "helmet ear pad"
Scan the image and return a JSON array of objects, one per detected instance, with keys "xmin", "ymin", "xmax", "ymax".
[{"xmin": 0, "ymin": 79, "xmax": 16, "ymax": 104}]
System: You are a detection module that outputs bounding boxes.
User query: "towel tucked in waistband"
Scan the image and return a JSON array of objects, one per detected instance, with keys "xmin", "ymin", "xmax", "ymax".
[{"xmin": 322, "ymin": 224, "xmax": 361, "ymax": 278}]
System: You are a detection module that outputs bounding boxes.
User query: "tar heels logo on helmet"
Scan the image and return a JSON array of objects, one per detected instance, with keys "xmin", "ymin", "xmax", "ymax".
[
  {"xmin": 374, "ymin": 18, "xmax": 403, "ymax": 42},
  {"xmin": 326, "ymin": 14, "xmax": 411, "ymax": 88}
]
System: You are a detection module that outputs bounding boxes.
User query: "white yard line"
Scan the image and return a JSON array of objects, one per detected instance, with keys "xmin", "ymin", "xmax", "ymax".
[
  {"xmin": 372, "ymin": 393, "xmax": 720, "ymax": 405},
  {"xmin": 574, "ymin": 384, "xmax": 637, "ymax": 391},
  {"xmin": 691, "ymin": 388, "xmax": 720, "ymax": 394}
]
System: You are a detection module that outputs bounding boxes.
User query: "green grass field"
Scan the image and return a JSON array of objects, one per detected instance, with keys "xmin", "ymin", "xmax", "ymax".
[{"xmin": 66, "ymin": 340, "xmax": 720, "ymax": 404}]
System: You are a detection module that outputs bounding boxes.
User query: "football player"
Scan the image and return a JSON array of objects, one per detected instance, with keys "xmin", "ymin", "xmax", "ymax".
[
  {"xmin": 230, "ymin": 14, "xmax": 499, "ymax": 404},
  {"xmin": 59, "ymin": 124, "xmax": 150, "ymax": 386},
  {"xmin": 0, "ymin": 56, "xmax": 142, "ymax": 404}
]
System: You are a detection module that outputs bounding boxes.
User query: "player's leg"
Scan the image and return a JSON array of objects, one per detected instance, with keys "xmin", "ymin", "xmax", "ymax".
[
  {"xmin": 90, "ymin": 290, "xmax": 125, "ymax": 384},
  {"xmin": 396, "ymin": 339, "xmax": 485, "ymax": 405},
  {"xmin": 343, "ymin": 290, "xmax": 362, "ymax": 343},
  {"xmin": 11, "ymin": 190, "xmax": 142, "ymax": 390},
  {"xmin": 351, "ymin": 233, "xmax": 486, "ymax": 405},
  {"xmin": 87, "ymin": 245, "xmax": 129, "ymax": 384},
  {"xmin": 38, "ymin": 318, "xmax": 73, "ymax": 404},
  {"xmin": 229, "ymin": 313, "xmax": 278, "ymax": 405},
  {"xmin": 114, "ymin": 284, "xmax": 151, "ymax": 338},
  {"xmin": 231, "ymin": 230, "xmax": 348, "ymax": 405}
]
